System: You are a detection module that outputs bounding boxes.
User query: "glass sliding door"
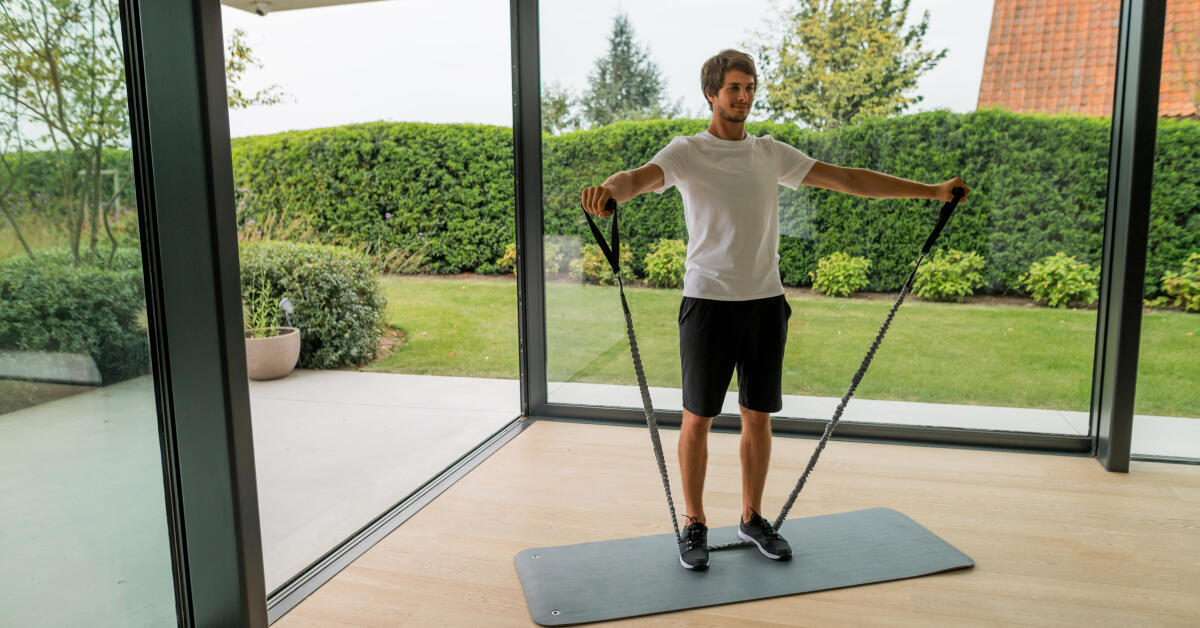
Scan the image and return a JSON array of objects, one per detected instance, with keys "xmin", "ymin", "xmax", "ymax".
[
  {"xmin": 219, "ymin": 0, "xmax": 520, "ymax": 598},
  {"xmin": 540, "ymin": 0, "xmax": 1117, "ymax": 440},
  {"xmin": 0, "ymin": 0, "xmax": 176, "ymax": 624},
  {"xmin": 1132, "ymin": 2, "xmax": 1199, "ymax": 461}
]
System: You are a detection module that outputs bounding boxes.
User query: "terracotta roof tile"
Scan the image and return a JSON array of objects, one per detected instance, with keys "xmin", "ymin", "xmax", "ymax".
[{"xmin": 979, "ymin": 0, "xmax": 1198, "ymax": 117}]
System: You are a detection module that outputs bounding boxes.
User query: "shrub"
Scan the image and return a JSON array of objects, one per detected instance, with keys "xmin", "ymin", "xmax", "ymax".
[
  {"xmin": 643, "ymin": 238, "xmax": 687, "ymax": 288},
  {"xmin": 913, "ymin": 249, "xmax": 987, "ymax": 302},
  {"xmin": 1162, "ymin": 252, "xmax": 1200, "ymax": 313},
  {"xmin": 779, "ymin": 235, "xmax": 818, "ymax": 287},
  {"xmin": 239, "ymin": 241, "xmax": 387, "ymax": 369},
  {"xmin": 811, "ymin": 252, "xmax": 871, "ymax": 297},
  {"xmin": 573, "ymin": 243, "xmax": 634, "ymax": 285},
  {"xmin": 543, "ymin": 236, "xmax": 581, "ymax": 276},
  {"xmin": 236, "ymin": 211, "xmax": 430, "ymax": 276},
  {"xmin": 0, "ymin": 248, "xmax": 149, "ymax": 384},
  {"xmin": 225, "ymin": 115, "xmax": 1199, "ymax": 294},
  {"xmin": 495, "ymin": 242, "xmax": 516, "ymax": 275},
  {"xmin": 231, "ymin": 122, "xmax": 515, "ymax": 275},
  {"xmin": 1019, "ymin": 253, "xmax": 1100, "ymax": 308}
]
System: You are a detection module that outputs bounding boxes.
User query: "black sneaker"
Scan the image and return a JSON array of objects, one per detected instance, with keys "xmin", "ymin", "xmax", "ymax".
[
  {"xmin": 737, "ymin": 509, "xmax": 792, "ymax": 561},
  {"xmin": 678, "ymin": 517, "xmax": 709, "ymax": 570}
]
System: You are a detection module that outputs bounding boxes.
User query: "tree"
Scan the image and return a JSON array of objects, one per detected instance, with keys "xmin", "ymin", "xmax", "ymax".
[
  {"xmin": 225, "ymin": 27, "xmax": 289, "ymax": 110},
  {"xmin": 748, "ymin": 0, "xmax": 947, "ymax": 130},
  {"xmin": 580, "ymin": 13, "xmax": 678, "ymax": 128},
  {"xmin": 0, "ymin": 3, "xmax": 284, "ymax": 267},
  {"xmin": 541, "ymin": 80, "xmax": 581, "ymax": 135},
  {"xmin": 0, "ymin": 0, "xmax": 129, "ymax": 266},
  {"xmin": 0, "ymin": 88, "xmax": 35, "ymax": 260}
]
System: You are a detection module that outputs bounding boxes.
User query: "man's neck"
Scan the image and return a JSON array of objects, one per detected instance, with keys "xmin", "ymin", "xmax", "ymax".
[{"xmin": 707, "ymin": 115, "xmax": 746, "ymax": 141}]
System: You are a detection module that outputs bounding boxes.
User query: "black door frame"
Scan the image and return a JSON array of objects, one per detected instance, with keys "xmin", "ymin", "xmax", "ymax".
[{"xmin": 122, "ymin": 0, "xmax": 266, "ymax": 625}]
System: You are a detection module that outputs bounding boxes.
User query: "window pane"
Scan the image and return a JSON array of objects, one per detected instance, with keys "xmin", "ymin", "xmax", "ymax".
[
  {"xmin": 1132, "ymin": 4, "xmax": 1200, "ymax": 461},
  {"xmin": 220, "ymin": 0, "xmax": 519, "ymax": 595},
  {"xmin": 0, "ymin": 1, "xmax": 176, "ymax": 625},
  {"xmin": 543, "ymin": 0, "xmax": 1115, "ymax": 439}
]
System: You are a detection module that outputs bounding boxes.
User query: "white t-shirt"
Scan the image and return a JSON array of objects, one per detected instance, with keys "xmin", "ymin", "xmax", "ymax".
[{"xmin": 648, "ymin": 131, "xmax": 817, "ymax": 301}]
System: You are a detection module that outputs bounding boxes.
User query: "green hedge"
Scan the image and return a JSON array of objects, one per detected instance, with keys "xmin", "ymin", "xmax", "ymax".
[
  {"xmin": 0, "ymin": 248, "xmax": 149, "ymax": 384},
  {"xmin": 238, "ymin": 240, "xmax": 387, "ymax": 369},
  {"xmin": 221, "ymin": 112, "xmax": 1198, "ymax": 295},
  {"xmin": 230, "ymin": 123, "xmax": 514, "ymax": 275},
  {"xmin": 1, "ymin": 148, "xmax": 136, "ymax": 208}
]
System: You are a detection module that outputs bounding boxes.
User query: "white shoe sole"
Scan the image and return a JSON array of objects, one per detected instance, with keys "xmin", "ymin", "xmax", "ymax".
[
  {"xmin": 737, "ymin": 528, "xmax": 788, "ymax": 560},
  {"xmin": 679, "ymin": 554, "xmax": 708, "ymax": 570}
]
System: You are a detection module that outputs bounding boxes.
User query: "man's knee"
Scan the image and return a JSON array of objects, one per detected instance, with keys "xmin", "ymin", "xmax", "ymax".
[
  {"xmin": 682, "ymin": 409, "xmax": 714, "ymax": 426},
  {"xmin": 739, "ymin": 406, "xmax": 771, "ymax": 430}
]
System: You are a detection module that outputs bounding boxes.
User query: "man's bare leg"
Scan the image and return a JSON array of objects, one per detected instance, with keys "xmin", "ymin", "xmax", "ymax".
[
  {"xmin": 679, "ymin": 409, "xmax": 711, "ymax": 525},
  {"xmin": 739, "ymin": 405, "xmax": 772, "ymax": 523}
]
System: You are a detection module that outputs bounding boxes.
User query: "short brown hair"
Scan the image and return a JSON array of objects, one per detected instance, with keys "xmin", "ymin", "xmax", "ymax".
[{"xmin": 700, "ymin": 49, "xmax": 758, "ymax": 110}]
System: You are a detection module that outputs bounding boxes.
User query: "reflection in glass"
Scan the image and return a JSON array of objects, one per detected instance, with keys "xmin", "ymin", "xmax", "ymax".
[{"xmin": 0, "ymin": 1, "xmax": 175, "ymax": 625}]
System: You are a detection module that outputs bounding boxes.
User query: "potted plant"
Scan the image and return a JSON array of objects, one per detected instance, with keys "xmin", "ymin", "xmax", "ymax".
[{"xmin": 243, "ymin": 275, "xmax": 300, "ymax": 380}]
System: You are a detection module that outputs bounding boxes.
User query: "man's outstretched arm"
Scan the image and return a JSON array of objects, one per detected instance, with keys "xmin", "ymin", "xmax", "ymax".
[
  {"xmin": 581, "ymin": 163, "xmax": 666, "ymax": 217},
  {"xmin": 803, "ymin": 162, "xmax": 969, "ymax": 204}
]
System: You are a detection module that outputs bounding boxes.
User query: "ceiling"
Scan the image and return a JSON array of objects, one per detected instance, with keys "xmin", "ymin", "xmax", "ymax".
[{"xmin": 221, "ymin": 0, "xmax": 383, "ymax": 16}]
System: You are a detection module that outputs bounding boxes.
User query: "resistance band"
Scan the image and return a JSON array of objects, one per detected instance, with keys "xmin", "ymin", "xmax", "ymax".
[{"xmin": 582, "ymin": 188, "xmax": 965, "ymax": 552}]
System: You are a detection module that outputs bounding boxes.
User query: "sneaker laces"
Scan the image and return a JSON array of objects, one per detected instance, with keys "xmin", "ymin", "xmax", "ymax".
[
  {"xmin": 744, "ymin": 508, "xmax": 782, "ymax": 540},
  {"xmin": 682, "ymin": 515, "xmax": 707, "ymax": 550}
]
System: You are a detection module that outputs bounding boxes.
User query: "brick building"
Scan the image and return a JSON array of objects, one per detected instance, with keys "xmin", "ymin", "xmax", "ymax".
[{"xmin": 978, "ymin": 0, "xmax": 1199, "ymax": 117}]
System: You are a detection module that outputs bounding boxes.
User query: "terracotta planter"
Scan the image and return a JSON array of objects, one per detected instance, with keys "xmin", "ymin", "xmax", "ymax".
[{"xmin": 245, "ymin": 326, "xmax": 300, "ymax": 380}]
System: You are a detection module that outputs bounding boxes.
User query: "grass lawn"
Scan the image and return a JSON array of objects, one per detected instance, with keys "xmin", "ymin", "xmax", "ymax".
[{"xmin": 368, "ymin": 275, "xmax": 1199, "ymax": 418}]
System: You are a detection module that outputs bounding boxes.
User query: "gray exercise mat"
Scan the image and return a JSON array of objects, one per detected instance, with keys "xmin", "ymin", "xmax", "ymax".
[{"xmin": 514, "ymin": 507, "xmax": 973, "ymax": 626}]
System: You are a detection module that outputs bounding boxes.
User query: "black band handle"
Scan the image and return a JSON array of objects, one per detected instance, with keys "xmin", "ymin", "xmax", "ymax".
[
  {"xmin": 582, "ymin": 198, "xmax": 621, "ymax": 275},
  {"xmin": 920, "ymin": 186, "xmax": 966, "ymax": 256}
]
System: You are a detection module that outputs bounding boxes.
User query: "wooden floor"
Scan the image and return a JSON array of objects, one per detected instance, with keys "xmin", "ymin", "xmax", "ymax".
[{"xmin": 276, "ymin": 420, "xmax": 1200, "ymax": 627}]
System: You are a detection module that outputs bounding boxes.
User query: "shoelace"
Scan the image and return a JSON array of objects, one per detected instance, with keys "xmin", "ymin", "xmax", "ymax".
[
  {"xmin": 682, "ymin": 516, "xmax": 707, "ymax": 550},
  {"xmin": 744, "ymin": 509, "xmax": 782, "ymax": 540}
]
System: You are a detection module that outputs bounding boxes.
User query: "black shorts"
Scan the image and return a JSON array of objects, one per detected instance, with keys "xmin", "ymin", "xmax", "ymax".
[{"xmin": 677, "ymin": 294, "xmax": 792, "ymax": 418}]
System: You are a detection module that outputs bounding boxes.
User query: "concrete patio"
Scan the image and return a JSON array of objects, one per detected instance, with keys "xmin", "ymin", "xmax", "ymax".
[{"xmin": 1, "ymin": 369, "xmax": 1195, "ymax": 626}]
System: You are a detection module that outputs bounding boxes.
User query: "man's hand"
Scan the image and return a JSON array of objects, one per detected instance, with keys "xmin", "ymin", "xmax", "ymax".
[
  {"xmin": 581, "ymin": 184, "xmax": 616, "ymax": 217},
  {"xmin": 581, "ymin": 165, "xmax": 663, "ymax": 216},
  {"xmin": 934, "ymin": 177, "xmax": 970, "ymax": 203}
]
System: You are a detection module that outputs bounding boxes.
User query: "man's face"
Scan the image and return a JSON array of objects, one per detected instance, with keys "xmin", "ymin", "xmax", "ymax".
[{"xmin": 708, "ymin": 69, "xmax": 755, "ymax": 123}]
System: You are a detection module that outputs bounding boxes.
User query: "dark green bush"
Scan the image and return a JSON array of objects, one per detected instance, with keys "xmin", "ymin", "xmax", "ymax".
[
  {"xmin": 239, "ymin": 241, "xmax": 387, "ymax": 369},
  {"xmin": 231, "ymin": 122, "xmax": 515, "ymax": 275},
  {"xmin": 1, "ymin": 148, "xmax": 136, "ymax": 208},
  {"xmin": 0, "ymin": 248, "xmax": 149, "ymax": 384},
  {"xmin": 1147, "ymin": 119, "xmax": 1200, "ymax": 299},
  {"xmin": 542, "ymin": 119, "xmax": 704, "ymax": 277},
  {"xmin": 222, "ymin": 113, "xmax": 1199, "ymax": 296},
  {"xmin": 778, "ymin": 235, "xmax": 819, "ymax": 287}
]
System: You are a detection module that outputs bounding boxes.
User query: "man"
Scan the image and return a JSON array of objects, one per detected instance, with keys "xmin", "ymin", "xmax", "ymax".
[{"xmin": 580, "ymin": 49, "xmax": 969, "ymax": 571}]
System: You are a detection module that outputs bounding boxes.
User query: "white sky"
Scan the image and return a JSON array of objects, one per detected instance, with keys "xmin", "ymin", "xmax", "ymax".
[{"xmin": 221, "ymin": 0, "xmax": 996, "ymax": 138}]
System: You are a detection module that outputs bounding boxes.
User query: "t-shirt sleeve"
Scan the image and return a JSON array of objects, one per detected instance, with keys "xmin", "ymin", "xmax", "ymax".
[
  {"xmin": 774, "ymin": 137, "xmax": 818, "ymax": 190},
  {"xmin": 647, "ymin": 136, "xmax": 689, "ymax": 193}
]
